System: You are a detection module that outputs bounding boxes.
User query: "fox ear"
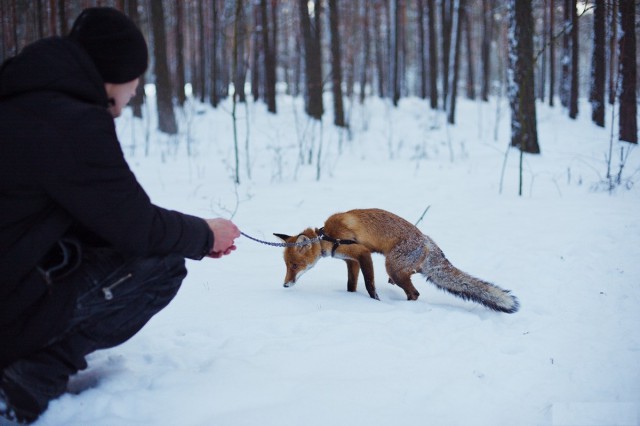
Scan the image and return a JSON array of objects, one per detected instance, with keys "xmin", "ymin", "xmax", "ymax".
[
  {"xmin": 274, "ymin": 233, "xmax": 292, "ymax": 242},
  {"xmin": 295, "ymin": 234, "xmax": 312, "ymax": 252}
]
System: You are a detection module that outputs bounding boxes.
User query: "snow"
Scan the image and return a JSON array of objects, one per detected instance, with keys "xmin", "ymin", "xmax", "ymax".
[{"xmin": 35, "ymin": 94, "xmax": 640, "ymax": 426}]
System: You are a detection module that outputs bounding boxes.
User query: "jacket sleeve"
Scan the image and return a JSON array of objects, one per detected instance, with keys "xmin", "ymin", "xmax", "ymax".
[{"xmin": 40, "ymin": 106, "xmax": 213, "ymax": 260}]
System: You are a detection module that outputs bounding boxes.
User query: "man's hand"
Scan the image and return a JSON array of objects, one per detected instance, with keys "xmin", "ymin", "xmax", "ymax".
[{"xmin": 205, "ymin": 218, "xmax": 241, "ymax": 258}]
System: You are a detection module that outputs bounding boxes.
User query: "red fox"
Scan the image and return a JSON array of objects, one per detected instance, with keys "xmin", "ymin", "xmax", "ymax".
[{"xmin": 274, "ymin": 208, "xmax": 518, "ymax": 313}]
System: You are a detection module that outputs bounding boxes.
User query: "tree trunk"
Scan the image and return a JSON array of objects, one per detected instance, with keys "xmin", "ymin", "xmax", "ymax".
[
  {"xmin": 127, "ymin": 0, "xmax": 144, "ymax": 118},
  {"xmin": 446, "ymin": 0, "xmax": 463, "ymax": 124},
  {"xmin": 441, "ymin": 0, "xmax": 452, "ymax": 106},
  {"xmin": 35, "ymin": 0, "xmax": 44, "ymax": 39},
  {"xmin": 9, "ymin": 0, "xmax": 17, "ymax": 56},
  {"xmin": 197, "ymin": 0, "xmax": 206, "ymax": 104},
  {"xmin": 548, "ymin": 0, "xmax": 555, "ymax": 106},
  {"xmin": 417, "ymin": 0, "xmax": 426, "ymax": 100},
  {"xmin": 293, "ymin": 23, "xmax": 302, "ymax": 97},
  {"xmin": 538, "ymin": 0, "xmax": 547, "ymax": 102},
  {"xmin": 251, "ymin": 3, "xmax": 261, "ymax": 102},
  {"xmin": 560, "ymin": 0, "xmax": 570, "ymax": 107},
  {"xmin": 0, "ymin": 1, "xmax": 6, "ymax": 62},
  {"xmin": 618, "ymin": 0, "xmax": 637, "ymax": 143},
  {"xmin": 210, "ymin": 0, "xmax": 220, "ymax": 107},
  {"xmin": 464, "ymin": 9, "xmax": 475, "ymax": 100},
  {"xmin": 298, "ymin": 0, "xmax": 323, "ymax": 120},
  {"xmin": 590, "ymin": 0, "xmax": 605, "ymax": 127},
  {"xmin": 270, "ymin": 0, "xmax": 278, "ymax": 94},
  {"xmin": 232, "ymin": 0, "xmax": 242, "ymax": 184},
  {"xmin": 150, "ymin": 0, "xmax": 177, "ymax": 134},
  {"xmin": 359, "ymin": 0, "xmax": 370, "ymax": 104},
  {"xmin": 508, "ymin": 0, "xmax": 540, "ymax": 154},
  {"xmin": 328, "ymin": 0, "xmax": 345, "ymax": 127},
  {"xmin": 58, "ymin": 0, "xmax": 67, "ymax": 36},
  {"xmin": 608, "ymin": 0, "xmax": 617, "ymax": 105},
  {"xmin": 390, "ymin": 0, "xmax": 401, "ymax": 106},
  {"xmin": 568, "ymin": 0, "xmax": 578, "ymax": 119},
  {"xmin": 399, "ymin": 1, "xmax": 407, "ymax": 99},
  {"xmin": 188, "ymin": 3, "xmax": 199, "ymax": 101},
  {"xmin": 175, "ymin": 0, "xmax": 186, "ymax": 107},
  {"xmin": 261, "ymin": 0, "xmax": 277, "ymax": 113},
  {"xmin": 282, "ymin": 4, "xmax": 294, "ymax": 96},
  {"xmin": 235, "ymin": 0, "xmax": 247, "ymax": 104},
  {"xmin": 480, "ymin": 0, "xmax": 491, "ymax": 102},
  {"xmin": 374, "ymin": 1, "xmax": 386, "ymax": 98},
  {"xmin": 427, "ymin": 0, "xmax": 438, "ymax": 108},
  {"xmin": 48, "ymin": 1, "xmax": 56, "ymax": 33}
]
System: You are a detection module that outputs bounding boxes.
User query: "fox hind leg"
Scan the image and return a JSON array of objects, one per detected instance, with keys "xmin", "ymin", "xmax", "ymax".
[
  {"xmin": 385, "ymin": 257, "xmax": 420, "ymax": 300},
  {"xmin": 385, "ymin": 244, "xmax": 422, "ymax": 300},
  {"xmin": 387, "ymin": 270, "xmax": 420, "ymax": 300}
]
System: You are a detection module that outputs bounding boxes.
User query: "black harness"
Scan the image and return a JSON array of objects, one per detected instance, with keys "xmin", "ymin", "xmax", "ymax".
[{"xmin": 317, "ymin": 227, "xmax": 357, "ymax": 257}]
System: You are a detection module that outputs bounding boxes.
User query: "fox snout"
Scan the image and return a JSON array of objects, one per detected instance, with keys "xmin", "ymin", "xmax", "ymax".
[
  {"xmin": 282, "ymin": 263, "xmax": 314, "ymax": 288},
  {"xmin": 282, "ymin": 270, "xmax": 299, "ymax": 288}
]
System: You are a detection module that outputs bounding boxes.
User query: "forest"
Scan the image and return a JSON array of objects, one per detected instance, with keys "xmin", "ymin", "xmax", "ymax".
[
  {"xmin": 1, "ymin": 1, "xmax": 638, "ymax": 160},
  {"xmin": 2, "ymin": 4, "xmax": 640, "ymax": 424}
]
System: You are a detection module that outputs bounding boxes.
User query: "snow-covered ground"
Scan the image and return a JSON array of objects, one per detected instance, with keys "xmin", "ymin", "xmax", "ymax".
[{"xmin": 36, "ymin": 94, "xmax": 640, "ymax": 426}]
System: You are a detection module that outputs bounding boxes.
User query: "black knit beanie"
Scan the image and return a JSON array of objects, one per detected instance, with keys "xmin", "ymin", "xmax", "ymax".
[{"xmin": 68, "ymin": 7, "xmax": 148, "ymax": 84}]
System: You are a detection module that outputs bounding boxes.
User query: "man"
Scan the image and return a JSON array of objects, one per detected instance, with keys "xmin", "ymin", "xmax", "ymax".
[{"xmin": 0, "ymin": 8, "xmax": 240, "ymax": 424}]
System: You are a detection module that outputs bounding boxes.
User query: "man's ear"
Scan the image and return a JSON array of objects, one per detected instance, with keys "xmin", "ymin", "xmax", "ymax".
[{"xmin": 274, "ymin": 233, "xmax": 291, "ymax": 242}]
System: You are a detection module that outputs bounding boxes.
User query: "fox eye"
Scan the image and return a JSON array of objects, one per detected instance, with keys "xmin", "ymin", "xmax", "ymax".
[{"xmin": 291, "ymin": 263, "xmax": 298, "ymax": 271}]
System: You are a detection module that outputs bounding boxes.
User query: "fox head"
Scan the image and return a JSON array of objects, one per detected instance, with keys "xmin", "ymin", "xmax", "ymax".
[{"xmin": 274, "ymin": 228, "xmax": 323, "ymax": 288}]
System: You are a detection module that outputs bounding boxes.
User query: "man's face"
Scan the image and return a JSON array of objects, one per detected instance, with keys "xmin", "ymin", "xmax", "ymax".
[{"xmin": 104, "ymin": 78, "xmax": 140, "ymax": 118}]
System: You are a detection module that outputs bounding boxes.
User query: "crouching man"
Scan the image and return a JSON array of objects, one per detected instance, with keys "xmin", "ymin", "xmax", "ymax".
[{"xmin": 0, "ymin": 8, "xmax": 240, "ymax": 424}]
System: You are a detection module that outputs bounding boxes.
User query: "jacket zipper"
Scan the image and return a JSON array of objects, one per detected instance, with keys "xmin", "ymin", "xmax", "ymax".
[{"xmin": 102, "ymin": 273, "xmax": 133, "ymax": 300}]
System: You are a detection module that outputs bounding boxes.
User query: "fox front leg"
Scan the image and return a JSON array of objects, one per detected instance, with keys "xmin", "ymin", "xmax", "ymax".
[
  {"xmin": 345, "ymin": 259, "xmax": 360, "ymax": 292},
  {"xmin": 357, "ymin": 253, "xmax": 379, "ymax": 300}
]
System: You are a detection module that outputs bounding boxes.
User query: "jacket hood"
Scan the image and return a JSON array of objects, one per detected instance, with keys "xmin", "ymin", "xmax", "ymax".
[{"xmin": 0, "ymin": 36, "xmax": 108, "ymax": 106}]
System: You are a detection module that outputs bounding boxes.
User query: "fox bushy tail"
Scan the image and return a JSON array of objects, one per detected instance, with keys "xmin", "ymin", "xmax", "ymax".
[{"xmin": 421, "ymin": 236, "xmax": 519, "ymax": 313}]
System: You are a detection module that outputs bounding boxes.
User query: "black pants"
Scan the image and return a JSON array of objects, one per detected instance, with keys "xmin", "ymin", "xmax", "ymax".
[{"xmin": 2, "ymin": 246, "xmax": 186, "ymax": 413}]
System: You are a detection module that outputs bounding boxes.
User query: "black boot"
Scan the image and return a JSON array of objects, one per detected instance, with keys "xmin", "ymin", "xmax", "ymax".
[{"xmin": 0, "ymin": 374, "xmax": 44, "ymax": 425}]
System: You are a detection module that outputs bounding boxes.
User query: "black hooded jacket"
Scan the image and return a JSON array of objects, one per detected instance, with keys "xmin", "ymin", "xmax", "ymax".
[{"xmin": 0, "ymin": 37, "xmax": 213, "ymax": 366}]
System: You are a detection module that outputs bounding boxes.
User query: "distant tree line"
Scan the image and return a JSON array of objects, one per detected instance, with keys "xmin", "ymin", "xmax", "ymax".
[{"xmin": 1, "ymin": 0, "xmax": 637, "ymax": 147}]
